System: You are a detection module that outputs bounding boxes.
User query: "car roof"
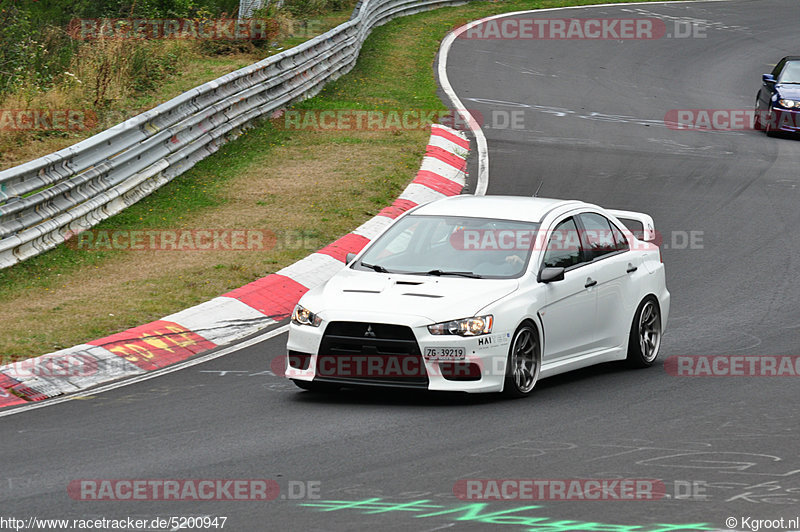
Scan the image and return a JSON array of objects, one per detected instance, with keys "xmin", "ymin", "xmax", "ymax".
[{"xmin": 410, "ymin": 195, "xmax": 592, "ymax": 223}]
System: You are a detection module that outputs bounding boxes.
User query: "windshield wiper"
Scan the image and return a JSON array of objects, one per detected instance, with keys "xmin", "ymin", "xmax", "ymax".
[
  {"xmin": 360, "ymin": 261, "xmax": 390, "ymax": 273},
  {"xmin": 418, "ymin": 269, "xmax": 483, "ymax": 279}
]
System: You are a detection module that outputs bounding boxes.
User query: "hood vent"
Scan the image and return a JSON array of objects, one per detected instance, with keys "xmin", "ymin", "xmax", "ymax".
[{"xmin": 402, "ymin": 293, "xmax": 443, "ymax": 298}]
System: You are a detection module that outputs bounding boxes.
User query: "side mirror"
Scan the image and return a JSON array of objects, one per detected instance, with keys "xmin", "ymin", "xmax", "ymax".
[
  {"xmin": 763, "ymin": 73, "xmax": 776, "ymax": 85},
  {"xmin": 538, "ymin": 267, "xmax": 565, "ymax": 283},
  {"xmin": 345, "ymin": 252, "xmax": 356, "ymax": 264}
]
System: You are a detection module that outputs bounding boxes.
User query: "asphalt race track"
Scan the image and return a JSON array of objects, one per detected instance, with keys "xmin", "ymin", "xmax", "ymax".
[{"xmin": 2, "ymin": 1, "xmax": 800, "ymax": 530}]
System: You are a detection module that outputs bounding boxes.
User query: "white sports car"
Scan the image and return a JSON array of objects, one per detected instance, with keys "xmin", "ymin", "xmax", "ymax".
[{"xmin": 285, "ymin": 195, "xmax": 669, "ymax": 397}]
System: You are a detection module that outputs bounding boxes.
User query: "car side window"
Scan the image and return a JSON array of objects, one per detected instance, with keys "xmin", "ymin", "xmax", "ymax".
[
  {"xmin": 610, "ymin": 220, "xmax": 630, "ymax": 252},
  {"xmin": 543, "ymin": 217, "xmax": 582, "ymax": 268},
  {"xmin": 579, "ymin": 213, "xmax": 619, "ymax": 261}
]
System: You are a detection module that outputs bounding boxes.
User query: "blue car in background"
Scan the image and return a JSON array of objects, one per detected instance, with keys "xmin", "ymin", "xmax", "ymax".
[{"xmin": 755, "ymin": 56, "xmax": 800, "ymax": 136}]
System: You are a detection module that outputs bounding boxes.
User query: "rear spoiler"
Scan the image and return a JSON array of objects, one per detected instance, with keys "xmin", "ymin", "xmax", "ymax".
[{"xmin": 607, "ymin": 209, "xmax": 656, "ymax": 242}]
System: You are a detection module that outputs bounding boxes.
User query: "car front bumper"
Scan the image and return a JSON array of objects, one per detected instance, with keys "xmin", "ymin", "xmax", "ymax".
[
  {"xmin": 769, "ymin": 107, "xmax": 800, "ymax": 132},
  {"xmin": 285, "ymin": 310, "xmax": 512, "ymax": 393}
]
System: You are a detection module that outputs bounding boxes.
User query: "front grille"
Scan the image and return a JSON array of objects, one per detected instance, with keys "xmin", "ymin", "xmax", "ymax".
[{"xmin": 316, "ymin": 322, "xmax": 428, "ymax": 388}]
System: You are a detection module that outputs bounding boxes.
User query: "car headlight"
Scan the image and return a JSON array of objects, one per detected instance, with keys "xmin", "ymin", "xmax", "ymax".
[
  {"xmin": 291, "ymin": 305, "xmax": 322, "ymax": 327},
  {"xmin": 778, "ymin": 99, "xmax": 799, "ymax": 109},
  {"xmin": 428, "ymin": 315, "xmax": 493, "ymax": 336}
]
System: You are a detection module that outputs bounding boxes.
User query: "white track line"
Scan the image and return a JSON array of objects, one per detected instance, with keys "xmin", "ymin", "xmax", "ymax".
[{"xmin": 438, "ymin": 23, "xmax": 489, "ymax": 196}]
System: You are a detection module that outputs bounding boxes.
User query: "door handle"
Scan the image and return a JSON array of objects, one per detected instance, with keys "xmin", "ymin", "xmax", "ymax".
[
  {"xmin": 585, "ymin": 278, "xmax": 597, "ymax": 288},
  {"xmin": 626, "ymin": 263, "xmax": 638, "ymax": 273}
]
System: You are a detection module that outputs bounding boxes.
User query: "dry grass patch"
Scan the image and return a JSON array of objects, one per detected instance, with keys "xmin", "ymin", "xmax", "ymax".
[
  {"xmin": 0, "ymin": 8, "xmax": 354, "ymax": 171},
  {"xmin": 0, "ymin": 42, "xmax": 264, "ymax": 170}
]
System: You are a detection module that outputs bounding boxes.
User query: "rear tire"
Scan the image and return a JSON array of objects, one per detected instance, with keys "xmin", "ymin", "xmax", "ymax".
[
  {"xmin": 292, "ymin": 380, "xmax": 340, "ymax": 393},
  {"xmin": 626, "ymin": 297, "xmax": 662, "ymax": 368},
  {"xmin": 503, "ymin": 323, "xmax": 541, "ymax": 398}
]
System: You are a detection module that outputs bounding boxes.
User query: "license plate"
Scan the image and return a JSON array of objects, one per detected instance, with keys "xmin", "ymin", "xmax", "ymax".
[{"xmin": 424, "ymin": 347, "xmax": 465, "ymax": 360}]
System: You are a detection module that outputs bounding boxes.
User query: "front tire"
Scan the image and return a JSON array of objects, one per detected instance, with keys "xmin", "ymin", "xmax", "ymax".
[
  {"xmin": 753, "ymin": 98, "xmax": 764, "ymax": 131},
  {"xmin": 626, "ymin": 297, "xmax": 662, "ymax": 368},
  {"xmin": 765, "ymin": 108, "xmax": 778, "ymax": 137},
  {"xmin": 503, "ymin": 323, "xmax": 541, "ymax": 398}
]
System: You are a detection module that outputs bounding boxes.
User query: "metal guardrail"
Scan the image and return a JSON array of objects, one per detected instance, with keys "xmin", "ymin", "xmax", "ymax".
[
  {"xmin": 0, "ymin": 0, "xmax": 467, "ymax": 269},
  {"xmin": 239, "ymin": 0, "xmax": 266, "ymax": 20}
]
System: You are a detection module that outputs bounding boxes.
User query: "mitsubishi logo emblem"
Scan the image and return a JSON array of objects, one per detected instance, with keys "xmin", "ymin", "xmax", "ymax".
[{"xmin": 364, "ymin": 325, "xmax": 377, "ymax": 338}]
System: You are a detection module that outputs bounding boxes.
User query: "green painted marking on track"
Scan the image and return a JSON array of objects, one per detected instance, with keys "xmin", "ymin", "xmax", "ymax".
[{"xmin": 299, "ymin": 499, "xmax": 716, "ymax": 532}]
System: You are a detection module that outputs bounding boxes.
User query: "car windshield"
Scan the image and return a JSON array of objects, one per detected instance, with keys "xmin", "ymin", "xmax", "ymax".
[
  {"xmin": 354, "ymin": 214, "xmax": 540, "ymax": 279},
  {"xmin": 779, "ymin": 62, "xmax": 800, "ymax": 84}
]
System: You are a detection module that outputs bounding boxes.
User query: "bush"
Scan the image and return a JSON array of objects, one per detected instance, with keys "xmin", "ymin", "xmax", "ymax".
[
  {"xmin": 0, "ymin": 1, "xmax": 35, "ymax": 95},
  {"xmin": 0, "ymin": 0, "xmax": 246, "ymax": 97}
]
